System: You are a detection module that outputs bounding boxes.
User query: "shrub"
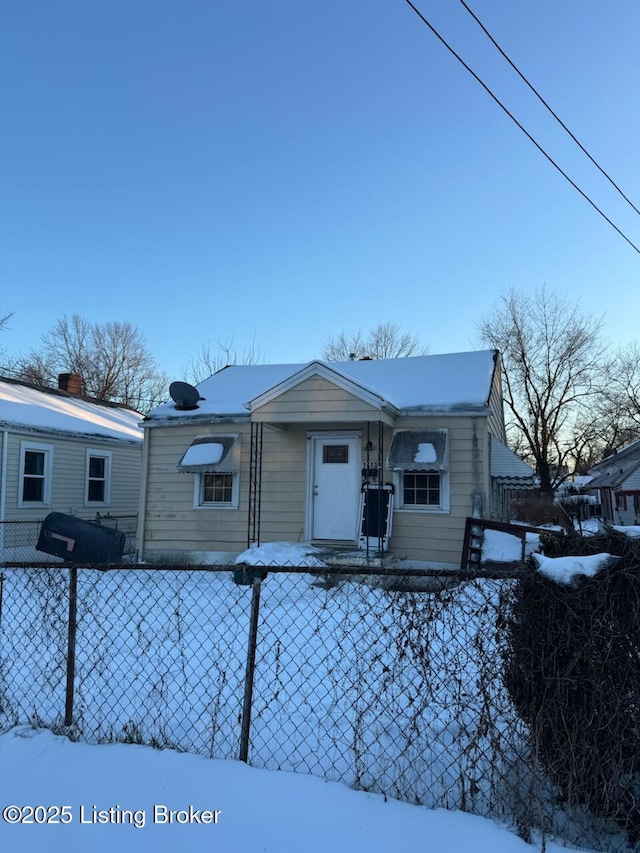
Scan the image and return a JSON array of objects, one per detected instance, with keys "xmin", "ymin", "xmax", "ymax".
[{"xmin": 503, "ymin": 531, "xmax": 640, "ymax": 844}]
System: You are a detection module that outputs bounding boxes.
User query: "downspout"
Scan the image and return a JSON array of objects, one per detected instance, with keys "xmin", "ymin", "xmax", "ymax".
[
  {"xmin": 136, "ymin": 425, "xmax": 150, "ymax": 562},
  {"xmin": 0, "ymin": 430, "xmax": 7, "ymax": 548},
  {"xmin": 471, "ymin": 418, "xmax": 484, "ymax": 518}
]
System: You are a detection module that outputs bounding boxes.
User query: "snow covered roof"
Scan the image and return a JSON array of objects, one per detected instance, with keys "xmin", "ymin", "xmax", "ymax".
[
  {"xmin": 589, "ymin": 436, "xmax": 640, "ymax": 483},
  {"xmin": 0, "ymin": 377, "xmax": 143, "ymax": 443},
  {"xmin": 585, "ymin": 438, "xmax": 640, "ymax": 492},
  {"xmin": 147, "ymin": 350, "xmax": 499, "ymax": 422},
  {"xmin": 589, "ymin": 469, "xmax": 627, "ymax": 490},
  {"xmin": 589, "ymin": 438, "xmax": 640, "ymax": 474}
]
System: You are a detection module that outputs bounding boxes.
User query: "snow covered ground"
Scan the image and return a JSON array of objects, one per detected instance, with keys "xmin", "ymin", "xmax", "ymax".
[
  {"xmin": 0, "ymin": 543, "xmax": 630, "ymax": 851},
  {"xmin": 0, "ymin": 726, "xmax": 591, "ymax": 853},
  {"xmin": 0, "ymin": 565, "xmax": 518, "ymax": 816}
]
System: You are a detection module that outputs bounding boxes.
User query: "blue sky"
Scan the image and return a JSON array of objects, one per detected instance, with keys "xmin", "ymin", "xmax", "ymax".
[{"xmin": 1, "ymin": 0, "xmax": 639, "ymax": 381}]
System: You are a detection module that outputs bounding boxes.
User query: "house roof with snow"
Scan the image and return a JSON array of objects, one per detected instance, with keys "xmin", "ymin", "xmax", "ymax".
[
  {"xmin": 0, "ymin": 376, "xmax": 143, "ymax": 443},
  {"xmin": 146, "ymin": 350, "xmax": 500, "ymax": 423},
  {"xmin": 588, "ymin": 436, "xmax": 640, "ymax": 492}
]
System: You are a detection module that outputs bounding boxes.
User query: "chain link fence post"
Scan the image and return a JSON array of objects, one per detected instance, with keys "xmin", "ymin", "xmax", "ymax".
[
  {"xmin": 64, "ymin": 566, "xmax": 78, "ymax": 727},
  {"xmin": 239, "ymin": 576, "xmax": 262, "ymax": 763}
]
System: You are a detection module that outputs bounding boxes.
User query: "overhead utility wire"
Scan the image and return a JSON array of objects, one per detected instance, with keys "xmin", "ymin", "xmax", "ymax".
[
  {"xmin": 401, "ymin": 0, "xmax": 640, "ymax": 255},
  {"xmin": 457, "ymin": 0, "xmax": 640, "ymax": 218}
]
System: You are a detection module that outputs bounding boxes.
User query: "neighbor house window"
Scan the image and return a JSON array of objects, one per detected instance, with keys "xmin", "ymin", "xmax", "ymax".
[
  {"xmin": 85, "ymin": 450, "xmax": 112, "ymax": 505},
  {"xmin": 19, "ymin": 441, "xmax": 53, "ymax": 506}
]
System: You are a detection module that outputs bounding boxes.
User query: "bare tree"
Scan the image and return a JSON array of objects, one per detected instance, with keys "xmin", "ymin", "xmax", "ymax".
[
  {"xmin": 600, "ymin": 342, "xmax": 640, "ymax": 440},
  {"xmin": 13, "ymin": 314, "xmax": 168, "ymax": 412},
  {"xmin": 478, "ymin": 286, "xmax": 607, "ymax": 495},
  {"xmin": 566, "ymin": 341, "xmax": 640, "ymax": 468},
  {"xmin": 183, "ymin": 335, "xmax": 263, "ymax": 384},
  {"xmin": 321, "ymin": 322, "xmax": 429, "ymax": 361},
  {"xmin": 0, "ymin": 310, "xmax": 13, "ymax": 362}
]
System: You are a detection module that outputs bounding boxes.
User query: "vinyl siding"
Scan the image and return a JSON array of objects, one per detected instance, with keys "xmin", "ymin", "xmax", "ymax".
[
  {"xmin": 252, "ymin": 377, "xmax": 394, "ymax": 425},
  {"xmin": 1, "ymin": 428, "xmax": 141, "ymax": 521},
  {"xmin": 142, "ymin": 412, "xmax": 489, "ymax": 566},
  {"xmin": 486, "ymin": 359, "xmax": 506, "ymax": 441},
  {"xmin": 388, "ymin": 416, "xmax": 485, "ymax": 563},
  {"xmin": 143, "ymin": 423, "xmax": 252, "ymax": 555}
]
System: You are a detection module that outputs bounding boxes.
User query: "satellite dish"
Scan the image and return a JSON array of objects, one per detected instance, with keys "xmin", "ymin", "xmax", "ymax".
[{"xmin": 169, "ymin": 381, "xmax": 203, "ymax": 410}]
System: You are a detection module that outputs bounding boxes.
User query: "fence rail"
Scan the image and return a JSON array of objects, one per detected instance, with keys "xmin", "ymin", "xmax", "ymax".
[{"xmin": 0, "ymin": 560, "xmax": 635, "ymax": 852}]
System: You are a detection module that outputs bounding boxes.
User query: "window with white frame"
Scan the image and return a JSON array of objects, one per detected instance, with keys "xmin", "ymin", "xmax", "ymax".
[
  {"xmin": 388, "ymin": 429, "xmax": 450, "ymax": 513},
  {"xmin": 197, "ymin": 471, "xmax": 238, "ymax": 507},
  {"xmin": 19, "ymin": 441, "xmax": 53, "ymax": 506},
  {"xmin": 85, "ymin": 450, "xmax": 112, "ymax": 505},
  {"xmin": 176, "ymin": 434, "xmax": 241, "ymax": 510},
  {"xmin": 402, "ymin": 470, "xmax": 442, "ymax": 507}
]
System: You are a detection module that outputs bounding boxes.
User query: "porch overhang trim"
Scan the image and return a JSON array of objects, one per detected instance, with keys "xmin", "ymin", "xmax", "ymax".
[
  {"xmin": 387, "ymin": 429, "xmax": 448, "ymax": 471},
  {"xmin": 177, "ymin": 434, "xmax": 240, "ymax": 473}
]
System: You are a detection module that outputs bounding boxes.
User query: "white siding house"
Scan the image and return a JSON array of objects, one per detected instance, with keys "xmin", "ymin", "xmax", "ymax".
[
  {"xmin": 588, "ymin": 437, "xmax": 640, "ymax": 525},
  {"xmin": 139, "ymin": 350, "xmax": 533, "ymax": 568},
  {"xmin": 0, "ymin": 376, "xmax": 143, "ymax": 558}
]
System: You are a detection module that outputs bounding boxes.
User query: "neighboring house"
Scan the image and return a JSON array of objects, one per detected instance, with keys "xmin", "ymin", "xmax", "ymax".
[
  {"xmin": 587, "ymin": 438, "xmax": 640, "ymax": 525},
  {"xmin": 138, "ymin": 350, "xmax": 533, "ymax": 568},
  {"xmin": 0, "ymin": 374, "xmax": 143, "ymax": 557}
]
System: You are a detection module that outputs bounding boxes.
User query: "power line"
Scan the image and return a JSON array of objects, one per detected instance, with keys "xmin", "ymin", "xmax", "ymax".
[
  {"xmin": 401, "ymin": 0, "xmax": 640, "ymax": 255},
  {"xmin": 457, "ymin": 0, "xmax": 640, "ymax": 218}
]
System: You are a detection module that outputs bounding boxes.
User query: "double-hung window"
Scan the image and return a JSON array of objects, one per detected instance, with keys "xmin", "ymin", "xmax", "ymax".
[
  {"xmin": 85, "ymin": 450, "xmax": 112, "ymax": 505},
  {"xmin": 19, "ymin": 441, "xmax": 53, "ymax": 506},
  {"xmin": 387, "ymin": 429, "xmax": 450, "ymax": 513}
]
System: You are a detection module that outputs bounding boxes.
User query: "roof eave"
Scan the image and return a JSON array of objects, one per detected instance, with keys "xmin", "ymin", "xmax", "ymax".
[
  {"xmin": 142, "ymin": 412, "xmax": 251, "ymax": 428},
  {"xmin": 0, "ymin": 421, "xmax": 141, "ymax": 445},
  {"xmin": 399, "ymin": 405, "xmax": 492, "ymax": 417}
]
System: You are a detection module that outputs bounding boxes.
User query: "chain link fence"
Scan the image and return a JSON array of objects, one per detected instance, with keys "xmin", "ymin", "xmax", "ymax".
[
  {"xmin": 0, "ymin": 560, "xmax": 636, "ymax": 852},
  {"xmin": 0, "ymin": 515, "xmax": 138, "ymax": 564}
]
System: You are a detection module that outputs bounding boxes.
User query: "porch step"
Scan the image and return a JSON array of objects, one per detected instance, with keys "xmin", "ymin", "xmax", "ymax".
[{"xmin": 315, "ymin": 548, "xmax": 399, "ymax": 570}]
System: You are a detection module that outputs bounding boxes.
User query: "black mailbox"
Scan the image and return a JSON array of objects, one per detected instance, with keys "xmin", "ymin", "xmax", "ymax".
[{"xmin": 37, "ymin": 512, "xmax": 126, "ymax": 564}]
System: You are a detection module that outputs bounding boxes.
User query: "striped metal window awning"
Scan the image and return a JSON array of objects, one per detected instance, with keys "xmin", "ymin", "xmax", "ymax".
[
  {"xmin": 387, "ymin": 430, "xmax": 448, "ymax": 471},
  {"xmin": 177, "ymin": 435, "xmax": 240, "ymax": 473}
]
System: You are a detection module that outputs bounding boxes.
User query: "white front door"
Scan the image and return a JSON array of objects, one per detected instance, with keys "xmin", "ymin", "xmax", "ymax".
[{"xmin": 311, "ymin": 436, "xmax": 360, "ymax": 541}]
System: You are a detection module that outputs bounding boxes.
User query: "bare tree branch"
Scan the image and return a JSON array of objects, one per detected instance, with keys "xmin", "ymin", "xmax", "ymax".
[
  {"xmin": 477, "ymin": 286, "xmax": 607, "ymax": 494},
  {"xmin": 321, "ymin": 322, "xmax": 429, "ymax": 361},
  {"xmin": 0, "ymin": 310, "xmax": 13, "ymax": 362},
  {"xmin": 11, "ymin": 314, "xmax": 168, "ymax": 412},
  {"xmin": 183, "ymin": 334, "xmax": 263, "ymax": 384}
]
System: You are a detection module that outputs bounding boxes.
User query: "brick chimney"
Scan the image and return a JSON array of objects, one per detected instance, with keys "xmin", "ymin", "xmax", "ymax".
[{"xmin": 58, "ymin": 372, "xmax": 83, "ymax": 395}]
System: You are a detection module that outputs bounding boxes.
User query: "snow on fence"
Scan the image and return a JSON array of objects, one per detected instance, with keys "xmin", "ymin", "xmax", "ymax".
[{"xmin": 0, "ymin": 563, "xmax": 630, "ymax": 852}]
